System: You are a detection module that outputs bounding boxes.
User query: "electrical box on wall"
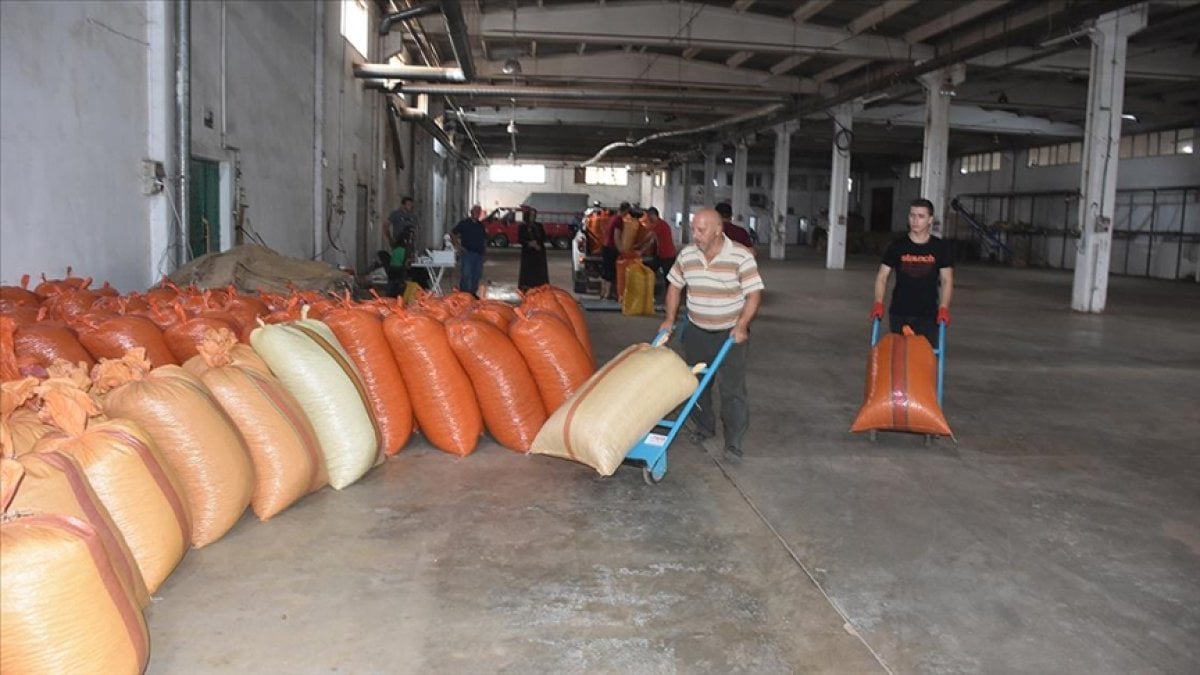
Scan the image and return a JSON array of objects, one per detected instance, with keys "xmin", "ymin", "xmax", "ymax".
[{"xmin": 142, "ymin": 159, "xmax": 165, "ymax": 195}]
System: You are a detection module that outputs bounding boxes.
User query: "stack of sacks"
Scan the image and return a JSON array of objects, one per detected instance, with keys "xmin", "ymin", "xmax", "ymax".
[
  {"xmin": 250, "ymin": 309, "xmax": 380, "ymax": 489},
  {"xmin": 1, "ymin": 378, "xmax": 54, "ymax": 456},
  {"xmin": 31, "ymin": 375, "xmax": 191, "ymax": 594},
  {"xmin": 521, "ymin": 286, "xmax": 594, "ymax": 363},
  {"xmin": 184, "ymin": 328, "xmax": 328, "ymax": 520},
  {"xmin": 1, "ymin": 459, "xmax": 150, "ymax": 674},
  {"xmin": 95, "ymin": 349, "xmax": 253, "ymax": 548},
  {"xmin": 531, "ymin": 342, "xmax": 698, "ymax": 476}
]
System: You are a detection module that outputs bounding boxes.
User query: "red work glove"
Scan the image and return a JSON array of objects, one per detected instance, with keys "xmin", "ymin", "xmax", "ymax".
[
  {"xmin": 937, "ymin": 306, "xmax": 951, "ymax": 325},
  {"xmin": 869, "ymin": 302, "xmax": 884, "ymax": 320}
]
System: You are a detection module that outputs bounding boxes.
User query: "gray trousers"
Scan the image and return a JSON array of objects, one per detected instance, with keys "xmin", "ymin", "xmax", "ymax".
[{"xmin": 683, "ymin": 323, "xmax": 749, "ymax": 451}]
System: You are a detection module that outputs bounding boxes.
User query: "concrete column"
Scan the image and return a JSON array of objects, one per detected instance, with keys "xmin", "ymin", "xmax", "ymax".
[
  {"xmin": 826, "ymin": 103, "xmax": 852, "ymax": 270},
  {"xmin": 918, "ymin": 64, "xmax": 964, "ymax": 237},
  {"xmin": 770, "ymin": 122, "xmax": 795, "ymax": 260},
  {"xmin": 1072, "ymin": 5, "xmax": 1147, "ymax": 313},
  {"xmin": 732, "ymin": 139, "xmax": 749, "ymax": 228},
  {"xmin": 703, "ymin": 143, "xmax": 720, "ymax": 208}
]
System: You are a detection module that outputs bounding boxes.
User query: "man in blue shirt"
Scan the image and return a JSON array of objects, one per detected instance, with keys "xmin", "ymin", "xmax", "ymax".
[{"xmin": 451, "ymin": 205, "xmax": 487, "ymax": 295}]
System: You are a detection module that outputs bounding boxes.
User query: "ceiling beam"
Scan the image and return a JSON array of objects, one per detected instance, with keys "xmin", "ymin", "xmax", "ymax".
[
  {"xmin": 474, "ymin": 52, "xmax": 829, "ymax": 95},
  {"xmin": 970, "ymin": 42, "xmax": 1200, "ymax": 82},
  {"xmin": 472, "ymin": 2, "xmax": 934, "ymax": 61},
  {"xmin": 851, "ymin": 103, "xmax": 1085, "ymax": 136},
  {"xmin": 682, "ymin": 47, "xmax": 701, "ymax": 59},
  {"xmin": 400, "ymin": 83, "xmax": 786, "ymax": 103},
  {"xmin": 732, "ymin": 0, "xmax": 756, "ymax": 11},
  {"xmin": 792, "ymin": 0, "xmax": 834, "ymax": 22},
  {"xmin": 774, "ymin": 0, "xmax": 919, "ymax": 79},
  {"xmin": 726, "ymin": 51, "xmax": 753, "ymax": 68}
]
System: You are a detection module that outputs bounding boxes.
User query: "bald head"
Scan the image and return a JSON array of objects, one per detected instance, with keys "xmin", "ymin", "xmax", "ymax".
[{"xmin": 691, "ymin": 208, "xmax": 724, "ymax": 253}]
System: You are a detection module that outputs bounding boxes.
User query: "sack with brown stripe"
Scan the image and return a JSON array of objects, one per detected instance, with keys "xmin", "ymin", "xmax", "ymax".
[
  {"xmin": 1, "ymin": 460, "xmax": 150, "ymax": 675},
  {"xmin": 186, "ymin": 328, "xmax": 328, "ymax": 520},
  {"xmin": 530, "ymin": 343, "xmax": 697, "ymax": 476},
  {"xmin": 850, "ymin": 327, "xmax": 952, "ymax": 436},
  {"xmin": 96, "ymin": 350, "xmax": 254, "ymax": 548},
  {"xmin": 250, "ymin": 311, "xmax": 380, "ymax": 489}
]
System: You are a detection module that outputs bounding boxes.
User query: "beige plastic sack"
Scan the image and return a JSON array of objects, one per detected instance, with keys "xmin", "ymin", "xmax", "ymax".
[
  {"xmin": 250, "ymin": 315, "xmax": 379, "ymax": 489},
  {"xmin": 0, "ymin": 513, "xmax": 150, "ymax": 675},
  {"xmin": 1, "ymin": 378, "xmax": 50, "ymax": 456},
  {"xmin": 8, "ymin": 451, "xmax": 150, "ymax": 609},
  {"xmin": 530, "ymin": 343, "xmax": 697, "ymax": 476},
  {"xmin": 99, "ymin": 355, "xmax": 253, "ymax": 548},
  {"xmin": 186, "ymin": 329, "xmax": 327, "ymax": 519}
]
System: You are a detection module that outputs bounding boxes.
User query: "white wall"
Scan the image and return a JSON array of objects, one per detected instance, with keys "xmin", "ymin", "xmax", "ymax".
[
  {"xmin": 473, "ymin": 161, "xmax": 643, "ymax": 213},
  {"xmin": 0, "ymin": 1, "xmax": 155, "ymax": 292},
  {"xmin": 0, "ymin": 0, "xmax": 439, "ymax": 290}
]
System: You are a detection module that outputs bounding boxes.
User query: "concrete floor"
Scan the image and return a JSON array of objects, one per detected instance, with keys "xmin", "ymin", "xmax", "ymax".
[{"xmin": 146, "ymin": 246, "xmax": 1200, "ymax": 674}]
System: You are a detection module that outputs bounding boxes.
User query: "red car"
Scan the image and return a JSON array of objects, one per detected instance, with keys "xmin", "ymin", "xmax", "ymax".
[{"xmin": 484, "ymin": 206, "xmax": 578, "ymax": 249}]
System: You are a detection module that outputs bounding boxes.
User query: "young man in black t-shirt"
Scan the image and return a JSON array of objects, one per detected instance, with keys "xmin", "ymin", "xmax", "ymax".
[{"xmin": 871, "ymin": 198, "xmax": 954, "ymax": 347}]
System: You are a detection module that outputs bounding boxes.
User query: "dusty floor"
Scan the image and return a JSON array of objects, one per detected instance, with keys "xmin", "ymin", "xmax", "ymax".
[{"xmin": 146, "ymin": 245, "xmax": 1200, "ymax": 674}]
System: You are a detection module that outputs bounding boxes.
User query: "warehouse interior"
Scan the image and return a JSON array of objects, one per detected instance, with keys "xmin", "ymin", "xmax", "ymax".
[{"xmin": 1, "ymin": 1, "xmax": 1198, "ymax": 673}]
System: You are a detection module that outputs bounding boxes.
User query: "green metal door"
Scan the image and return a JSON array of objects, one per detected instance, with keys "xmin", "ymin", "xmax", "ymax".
[{"xmin": 189, "ymin": 158, "xmax": 221, "ymax": 259}]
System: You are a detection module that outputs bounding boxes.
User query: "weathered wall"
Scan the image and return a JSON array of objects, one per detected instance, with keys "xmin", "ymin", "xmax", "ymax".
[{"xmin": 0, "ymin": 1, "xmax": 154, "ymax": 291}]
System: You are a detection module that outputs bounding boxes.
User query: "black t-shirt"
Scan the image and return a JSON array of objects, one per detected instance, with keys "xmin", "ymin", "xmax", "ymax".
[
  {"xmin": 882, "ymin": 235, "xmax": 953, "ymax": 317},
  {"xmin": 452, "ymin": 217, "xmax": 487, "ymax": 254}
]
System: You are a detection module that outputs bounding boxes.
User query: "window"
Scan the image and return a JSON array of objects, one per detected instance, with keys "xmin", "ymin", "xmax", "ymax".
[
  {"xmin": 746, "ymin": 172, "xmax": 764, "ymax": 188},
  {"xmin": 582, "ymin": 166, "xmax": 628, "ymax": 186},
  {"xmin": 909, "ymin": 161, "xmax": 922, "ymax": 179},
  {"xmin": 653, "ymin": 171, "xmax": 666, "ymax": 187},
  {"xmin": 1117, "ymin": 128, "xmax": 1193, "ymax": 159},
  {"xmin": 488, "ymin": 164, "xmax": 545, "ymax": 183},
  {"xmin": 960, "ymin": 151, "xmax": 1001, "ymax": 174},
  {"xmin": 1027, "ymin": 142, "xmax": 1081, "ymax": 167},
  {"xmin": 340, "ymin": 0, "xmax": 370, "ymax": 58}
]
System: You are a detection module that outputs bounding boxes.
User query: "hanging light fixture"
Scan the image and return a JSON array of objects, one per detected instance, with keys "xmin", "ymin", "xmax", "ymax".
[{"xmin": 502, "ymin": 1, "xmax": 522, "ymax": 75}]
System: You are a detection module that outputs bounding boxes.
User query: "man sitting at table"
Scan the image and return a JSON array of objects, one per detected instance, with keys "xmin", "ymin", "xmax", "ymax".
[{"xmin": 451, "ymin": 205, "xmax": 487, "ymax": 296}]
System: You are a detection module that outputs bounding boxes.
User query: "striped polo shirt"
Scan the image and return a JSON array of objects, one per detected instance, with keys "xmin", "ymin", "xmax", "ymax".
[{"xmin": 667, "ymin": 236, "xmax": 764, "ymax": 331}]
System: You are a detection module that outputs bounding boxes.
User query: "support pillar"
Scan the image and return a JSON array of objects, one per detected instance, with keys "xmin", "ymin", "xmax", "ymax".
[
  {"xmin": 732, "ymin": 139, "xmax": 749, "ymax": 229},
  {"xmin": 703, "ymin": 144, "xmax": 720, "ymax": 208},
  {"xmin": 1073, "ymin": 5, "xmax": 1146, "ymax": 313},
  {"xmin": 770, "ymin": 122, "xmax": 795, "ymax": 260},
  {"xmin": 918, "ymin": 64, "xmax": 964, "ymax": 236},
  {"xmin": 680, "ymin": 161, "xmax": 692, "ymax": 244},
  {"xmin": 826, "ymin": 103, "xmax": 852, "ymax": 270}
]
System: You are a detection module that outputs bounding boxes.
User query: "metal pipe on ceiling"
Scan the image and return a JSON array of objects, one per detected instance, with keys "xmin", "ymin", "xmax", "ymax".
[
  {"xmin": 581, "ymin": 103, "xmax": 786, "ymax": 166},
  {"xmin": 392, "ymin": 83, "xmax": 786, "ymax": 103},
  {"xmin": 367, "ymin": 0, "xmax": 475, "ymax": 82},
  {"xmin": 391, "ymin": 103, "xmax": 470, "ymax": 164}
]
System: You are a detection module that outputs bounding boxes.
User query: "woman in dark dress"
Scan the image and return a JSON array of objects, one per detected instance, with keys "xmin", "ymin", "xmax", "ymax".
[{"xmin": 518, "ymin": 215, "xmax": 549, "ymax": 291}]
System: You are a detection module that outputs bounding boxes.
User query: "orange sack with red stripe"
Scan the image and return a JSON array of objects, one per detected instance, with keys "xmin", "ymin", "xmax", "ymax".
[
  {"xmin": 0, "ymin": 461, "xmax": 150, "ymax": 675},
  {"xmin": 850, "ymin": 328, "xmax": 952, "ymax": 436},
  {"xmin": 509, "ymin": 310, "xmax": 595, "ymax": 414}
]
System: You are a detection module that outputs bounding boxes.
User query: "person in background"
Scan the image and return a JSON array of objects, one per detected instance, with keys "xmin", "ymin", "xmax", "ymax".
[
  {"xmin": 658, "ymin": 208, "xmax": 764, "ymax": 462},
  {"xmin": 381, "ymin": 227, "xmax": 413, "ymax": 298},
  {"xmin": 714, "ymin": 202, "xmax": 756, "ymax": 252},
  {"xmin": 451, "ymin": 205, "xmax": 487, "ymax": 296},
  {"xmin": 599, "ymin": 202, "xmax": 631, "ymax": 301},
  {"xmin": 871, "ymin": 198, "xmax": 954, "ymax": 347},
  {"xmin": 386, "ymin": 196, "xmax": 417, "ymax": 249},
  {"xmin": 518, "ymin": 208, "xmax": 549, "ymax": 291},
  {"xmin": 638, "ymin": 207, "xmax": 677, "ymax": 286}
]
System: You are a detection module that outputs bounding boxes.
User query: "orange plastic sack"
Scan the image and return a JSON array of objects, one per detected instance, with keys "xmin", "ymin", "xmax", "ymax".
[
  {"xmin": 14, "ymin": 320, "xmax": 94, "ymax": 372},
  {"xmin": 543, "ymin": 286, "xmax": 595, "ymax": 363},
  {"xmin": 0, "ymin": 514, "xmax": 149, "ymax": 675},
  {"xmin": 186, "ymin": 329, "xmax": 327, "ymax": 519},
  {"xmin": 98, "ymin": 355, "xmax": 253, "ymax": 548},
  {"xmin": 8, "ymin": 451, "xmax": 149, "ymax": 608},
  {"xmin": 850, "ymin": 329, "xmax": 952, "ymax": 436},
  {"xmin": 75, "ymin": 315, "xmax": 177, "ymax": 368},
  {"xmin": 382, "ymin": 309, "xmax": 482, "ymax": 456},
  {"xmin": 163, "ymin": 305, "xmax": 237, "ymax": 363},
  {"xmin": 446, "ymin": 318, "xmax": 546, "ymax": 452},
  {"xmin": 615, "ymin": 252, "xmax": 641, "ymax": 302},
  {"xmin": 323, "ymin": 306, "xmax": 414, "ymax": 455},
  {"xmin": 1, "ymin": 378, "xmax": 48, "ymax": 456},
  {"xmin": 467, "ymin": 300, "xmax": 518, "ymax": 333},
  {"xmin": 509, "ymin": 310, "xmax": 596, "ymax": 414},
  {"xmin": 0, "ymin": 274, "xmax": 40, "ymax": 310}
]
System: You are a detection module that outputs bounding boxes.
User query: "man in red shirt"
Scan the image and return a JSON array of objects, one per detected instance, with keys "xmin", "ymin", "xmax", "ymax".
[
  {"xmin": 639, "ymin": 207, "xmax": 677, "ymax": 282},
  {"xmin": 715, "ymin": 202, "xmax": 756, "ymax": 253},
  {"xmin": 599, "ymin": 202, "xmax": 630, "ymax": 300}
]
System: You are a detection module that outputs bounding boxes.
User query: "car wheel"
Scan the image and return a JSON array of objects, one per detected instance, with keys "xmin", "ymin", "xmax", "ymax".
[{"xmin": 490, "ymin": 234, "xmax": 509, "ymax": 248}]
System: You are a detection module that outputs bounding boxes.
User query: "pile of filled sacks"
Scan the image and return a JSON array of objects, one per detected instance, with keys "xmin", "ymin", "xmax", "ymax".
[{"xmin": 0, "ymin": 270, "xmax": 596, "ymax": 672}]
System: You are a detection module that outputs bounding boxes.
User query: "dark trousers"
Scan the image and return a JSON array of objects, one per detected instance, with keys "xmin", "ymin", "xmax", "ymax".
[
  {"xmin": 683, "ymin": 323, "xmax": 749, "ymax": 452},
  {"xmin": 459, "ymin": 250, "xmax": 484, "ymax": 295},
  {"xmin": 889, "ymin": 314, "xmax": 939, "ymax": 349}
]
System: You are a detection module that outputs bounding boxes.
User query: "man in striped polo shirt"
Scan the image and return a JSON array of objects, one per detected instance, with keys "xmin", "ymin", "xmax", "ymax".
[{"xmin": 659, "ymin": 208, "xmax": 764, "ymax": 460}]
